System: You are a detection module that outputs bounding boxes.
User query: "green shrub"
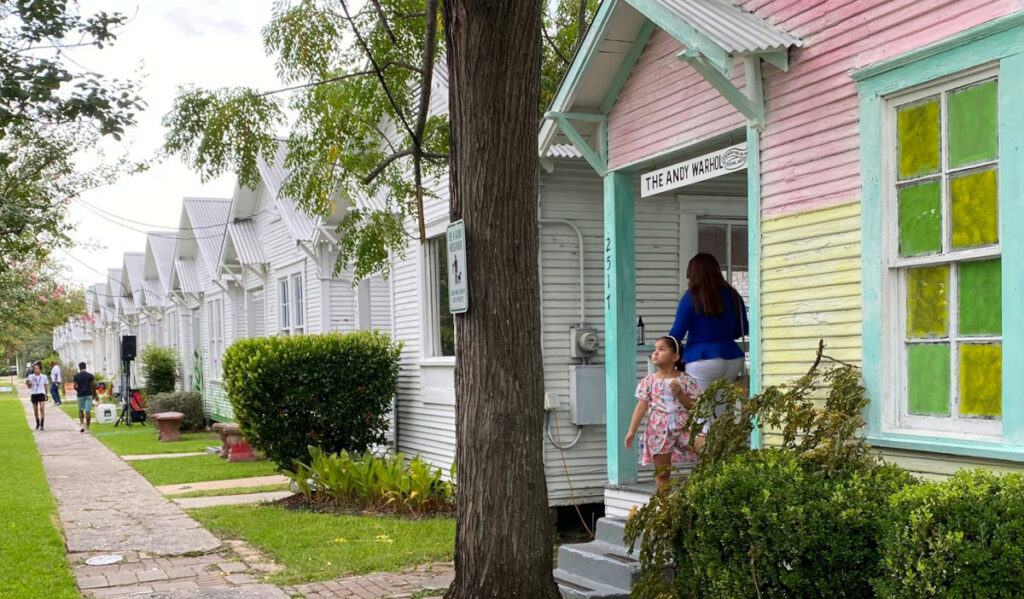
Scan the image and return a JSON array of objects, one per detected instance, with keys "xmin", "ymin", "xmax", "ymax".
[
  {"xmin": 147, "ymin": 391, "xmax": 205, "ymax": 431},
  {"xmin": 139, "ymin": 345, "xmax": 178, "ymax": 396},
  {"xmin": 875, "ymin": 469, "xmax": 1024, "ymax": 598},
  {"xmin": 627, "ymin": 353, "xmax": 903, "ymax": 599},
  {"xmin": 660, "ymin": 450, "xmax": 914, "ymax": 598},
  {"xmin": 285, "ymin": 446, "xmax": 455, "ymax": 514},
  {"xmin": 223, "ymin": 331, "xmax": 401, "ymax": 470}
]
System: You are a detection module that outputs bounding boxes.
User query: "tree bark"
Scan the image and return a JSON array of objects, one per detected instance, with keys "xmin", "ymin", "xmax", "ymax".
[{"xmin": 443, "ymin": 1, "xmax": 559, "ymax": 598}]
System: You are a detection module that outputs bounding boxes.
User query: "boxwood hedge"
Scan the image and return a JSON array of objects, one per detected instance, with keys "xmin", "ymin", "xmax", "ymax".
[
  {"xmin": 875, "ymin": 469, "xmax": 1024, "ymax": 598},
  {"xmin": 222, "ymin": 331, "xmax": 401, "ymax": 469}
]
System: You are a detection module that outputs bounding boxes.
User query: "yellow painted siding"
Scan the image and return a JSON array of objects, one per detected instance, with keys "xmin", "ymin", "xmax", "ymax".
[
  {"xmin": 758, "ymin": 201, "xmax": 1024, "ymax": 478},
  {"xmin": 760, "ymin": 202, "xmax": 863, "ymax": 388}
]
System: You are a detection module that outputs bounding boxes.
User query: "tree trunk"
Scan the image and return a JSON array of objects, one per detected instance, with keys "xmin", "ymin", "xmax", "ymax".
[{"xmin": 443, "ymin": 1, "xmax": 559, "ymax": 598}]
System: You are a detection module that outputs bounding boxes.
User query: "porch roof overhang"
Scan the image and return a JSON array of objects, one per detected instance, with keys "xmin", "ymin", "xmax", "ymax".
[
  {"xmin": 539, "ymin": 0, "xmax": 801, "ymax": 175},
  {"xmin": 219, "ymin": 220, "xmax": 267, "ymax": 277}
]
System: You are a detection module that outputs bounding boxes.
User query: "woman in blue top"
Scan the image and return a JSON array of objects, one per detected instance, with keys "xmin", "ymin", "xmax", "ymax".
[{"xmin": 669, "ymin": 253, "xmax": 749, "ymax": 398}]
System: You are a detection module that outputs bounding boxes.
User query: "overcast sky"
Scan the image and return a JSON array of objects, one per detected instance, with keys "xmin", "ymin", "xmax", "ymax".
[{"xmin": 59, "ymin": 1, "xmax": 285, "ymax": 287}]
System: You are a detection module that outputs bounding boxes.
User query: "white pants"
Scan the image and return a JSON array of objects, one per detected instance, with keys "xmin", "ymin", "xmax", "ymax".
[{"xmin": 686, "ymin": 357, "xmax": 745, "ymax": 431}]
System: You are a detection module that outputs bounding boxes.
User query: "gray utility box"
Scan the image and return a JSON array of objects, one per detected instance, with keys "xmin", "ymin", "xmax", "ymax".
[{"xmin": 569, "ymin": 365, "xmax": 606, "ymax": 425}]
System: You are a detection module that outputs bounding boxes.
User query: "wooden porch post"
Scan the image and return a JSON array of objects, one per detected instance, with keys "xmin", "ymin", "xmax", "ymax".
[{"xmin": 604, "ymin": 170, "xmax": 637, "ymax": 485}]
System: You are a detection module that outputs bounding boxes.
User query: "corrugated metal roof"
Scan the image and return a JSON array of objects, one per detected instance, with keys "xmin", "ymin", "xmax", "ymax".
[
  {"xmin": 546, "ymin": 144, "xmax": 584, "ymax": 159},
  {"xmin": 146, "ymin": 232, "xmax": 177, "ymax": 291},
  {"xmin": 122, "ymin": 252, "xmax": 145, "ymax": 302},
  {"xmin": 106, "ymin": 268, "xmax": 124, "ymax": 306},
  {"xmin": 120, "ymin": 295, "xmax": 138, "ymax": 315},
  {"xmin": 182, "ymin": 198, "xmax": 231, "ymax": 278},
  {"xmin": 656, "ymin": 0, "xmax": 801, "ymax": 54},
  {"xmin": 256, "ymin": 142, "xmax": 319, "ymax": 242},
  {"xmin": 173, "ymin": 258, "xmax": 202, "ymax": 294},
  {"xmin": 226, "ymin": 220, "xmax": 266, "ymax": 265}
]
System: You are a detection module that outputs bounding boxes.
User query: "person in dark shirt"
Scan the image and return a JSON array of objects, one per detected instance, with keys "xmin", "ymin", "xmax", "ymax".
[{"xmin": 73, "ymin": 362, "xmax": 96, "ymax": 433}]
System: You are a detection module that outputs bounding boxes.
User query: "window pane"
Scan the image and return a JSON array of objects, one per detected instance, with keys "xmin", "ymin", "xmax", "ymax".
[
  {"xmin": 948, "ymin": 80, "xmax": 997, "ymax": 168},
  {"xmin": 951, "ymin": 169, "xmax": 998, "ymax": 248},
  {"xmin": 959, "ymin": 343, "xmax": 1002, "ymax": 417},
  {"xmin": 897, "ymin": 98, "xmax": 940, "ymax": 179},
  {"xmin": 907, "ymin": 343, "xmax": 950, "ymax": 416},
  {"xmin": 906, "ymin": 265, "xmax": 949, "ymax": 338},
  {"xmin": 697, "ymin": 224, "xmax": 727, "ymax": 271},
  {"xmin": 898, "ymin": 181, "xmax": 941, "ymax": 256},
  {"xmin": 292, "ymin": 275, "xmax": 304, "ymax": 327},
  {"xmin": 279, "ymin": 280, "xmax": 289, "ymax": 328},
  {"xmin": 959, "ymin": 259, "xmax": 1001, "ymax": 336},
  {"xmin": 436, "ymin": 240, "xmax": 455, "ymax": 357}
]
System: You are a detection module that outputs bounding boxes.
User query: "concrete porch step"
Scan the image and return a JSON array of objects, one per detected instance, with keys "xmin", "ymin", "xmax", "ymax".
[
  {"xmin": 556, "ymin": 539, "xmax": 642, "ymax": 591},
  {"xmin": 554, "ymin": 569, "xmax": 629, "ymax": 599},
  {"xmin": 594, "ymin": 517, "xmax": 644, "ymax": 551}
]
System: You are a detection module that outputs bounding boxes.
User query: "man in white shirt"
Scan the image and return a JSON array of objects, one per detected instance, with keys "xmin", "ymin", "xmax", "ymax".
[
  {"xmin": 26, "ymin": 362, "xmax": 48, "ymax": 430},
  {"xmin": 49, "ymin": 361, "xmax": 62, "ymax": 406}
]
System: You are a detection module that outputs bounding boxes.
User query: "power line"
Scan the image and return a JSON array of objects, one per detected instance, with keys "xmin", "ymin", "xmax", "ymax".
[
  {"xmin": 75, "ymin": 196, "xmax": 255, "ymax": 232},
  {"xmin": 74, "ymin": 200, "xmax": 230, "ymax": 240}
]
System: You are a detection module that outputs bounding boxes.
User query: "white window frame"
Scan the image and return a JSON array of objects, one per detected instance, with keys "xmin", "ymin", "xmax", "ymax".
[
  {"xmin": 278, "ymin": 277, "xmax": 290, "ymax": 335},
  {"xmin": 881, "ymin": 64, "xmax": 1002, "ymax": 440},
  {"xmin": 291, "ymin": 272, "xmax": 304, "ymax": 334},
  {"xmin": 207, "ymin": 298, "xmax": 225, "ymax": 380},
  {"xmin": 423, "ymin": 234, "xmax": 455, "ymax": 360}
]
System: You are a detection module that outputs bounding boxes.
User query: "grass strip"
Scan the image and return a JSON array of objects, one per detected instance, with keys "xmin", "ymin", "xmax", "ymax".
[
  {"xmin": 58, "ymin": 403, "xmax": 218, "ymax": 455},
  {"xmin": 189, "ymin": 504, "xmax": 455, "ymax": 585},
  {"xmin": 165, "ymin": 483, "xmax": 291, "ymax": 499},
  {"xmin": 0, "ymin": 391, "xmax": 79, "ymax": 598},
  {"xmin": 130, "ymin": 453, "xmax": 280, "ymax": 486}
]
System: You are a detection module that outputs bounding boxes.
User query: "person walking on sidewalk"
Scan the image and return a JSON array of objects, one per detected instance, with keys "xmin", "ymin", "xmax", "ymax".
[
  {"xmin": 26, "ymin": 362, "xmax": 48, "ymax": 430},
  {"xmin": 49, "ymin": 361, "xmax": 63, "ymax": 405},
  {"xmin": 73, "ymin": 362, "xmax": 96, "ymax": 433}
]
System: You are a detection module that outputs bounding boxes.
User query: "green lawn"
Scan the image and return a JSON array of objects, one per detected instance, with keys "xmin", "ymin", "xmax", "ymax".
[
  {"xmin": 0, "ymin": 390, "xmax": 79, "ymax": 599},
  {"xmin": 130, "ymin": 453, "xmax": 280, "ymax": 486},
  {"xmin": 58, "ymin": 402, "xmax": 218, "ymax": 455},
  {"xmin": 189, "ymin": 504, "xmax": 455, "ymax": 585}
]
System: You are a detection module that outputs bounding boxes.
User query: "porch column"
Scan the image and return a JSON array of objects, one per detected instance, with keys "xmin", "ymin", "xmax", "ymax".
[{"xmin": 604, "ymin": 170, "xmax": 637, "ymax": 485}]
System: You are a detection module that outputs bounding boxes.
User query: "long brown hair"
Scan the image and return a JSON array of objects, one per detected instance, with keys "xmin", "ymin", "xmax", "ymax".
[{"xmin": 686, "ymin": 253, "xmax": 731, "ymax": 316}]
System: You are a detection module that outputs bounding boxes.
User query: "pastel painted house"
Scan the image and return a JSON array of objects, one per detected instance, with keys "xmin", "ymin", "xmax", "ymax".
[{"xmin": 542, "ymin": 0, "xmax": 1023, "ymax": 595}]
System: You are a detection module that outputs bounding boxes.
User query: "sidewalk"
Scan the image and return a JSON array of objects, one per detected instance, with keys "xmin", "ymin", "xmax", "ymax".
[{"xmin": 17, "ymin": 388, "xmax": 454, "ymax": 598}]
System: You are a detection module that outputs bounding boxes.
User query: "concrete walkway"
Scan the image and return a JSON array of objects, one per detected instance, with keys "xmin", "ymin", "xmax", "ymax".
[
  {"xmin": 173, "ymin": 491, "xmax": 294, "ymax": 509},
  {"xmin": 123, "ymin": 452, "xmax": 208, "ymax": 461},
  {"xmin": 156, "ymin": 474, "xmax": 290, "ymax": 495},
  {"xmin": 18, "ymin": 388, "xmax": 454, "ymax": 598}
]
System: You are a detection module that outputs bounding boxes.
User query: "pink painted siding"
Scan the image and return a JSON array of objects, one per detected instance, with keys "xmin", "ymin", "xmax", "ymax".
[
  {"xmin": 606, "ymin": 28, "xmax": 746, "ymax": 170},
  {"xmin": 742, "ymin": 0, "xmax": 1016, "ymax": 216},
  {"xmin": 605, "ymin": 0, "xmax": 1016, "ymax": 215}
]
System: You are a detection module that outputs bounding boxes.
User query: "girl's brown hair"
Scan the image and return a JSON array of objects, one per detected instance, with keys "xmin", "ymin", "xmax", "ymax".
[
  {"xmin": 657, "ymin": 336, "xmax": 686, "ymax": 372},
  {"xmin": 686, "ymin": 252, "xmax": 732, "ymax": 317}
]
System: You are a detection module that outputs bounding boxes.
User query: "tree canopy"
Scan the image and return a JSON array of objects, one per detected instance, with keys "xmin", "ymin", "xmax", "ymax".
[{"xmin": 163, "ymin": 0, "xmax": 593, "ymax": 281}]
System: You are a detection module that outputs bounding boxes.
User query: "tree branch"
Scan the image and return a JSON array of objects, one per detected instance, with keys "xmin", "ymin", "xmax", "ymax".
[
  {"xmin": 576, "ymin": 0, "xmax": 587, "ymax": 53},
  {"xmin": 362, "ymin": 147, "xmax": 414, "ymax": 185},
  {"xmin": 369, "ymin": 0, "xmax": 397, "ymax": 43},
  {"xmin": 542, "ymin": 25, "xmax": 570, "ymax": 65}
]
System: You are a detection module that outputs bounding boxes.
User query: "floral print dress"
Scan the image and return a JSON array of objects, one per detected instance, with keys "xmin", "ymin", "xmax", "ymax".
[{"xmin": 636, "ymin": 372, "xmax": 701, "ymax": 465}]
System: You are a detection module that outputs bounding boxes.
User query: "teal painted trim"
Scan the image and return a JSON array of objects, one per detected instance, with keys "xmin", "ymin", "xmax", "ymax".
[
  {"xmin": 856, "ymin": 19, "xmax": 1024, "ymax": 98},
  {"xmin": 684, "ymin": 55, "xmax": 764, "ymax": 125},
  {"xmin": 604, "ymin": 170, "xmax": 638, "ymax": 485},
  {"xmin": 761, "ymin": 50, "xmax": 789, "ymax": 72},
  {"xmin": 746, "ymin": 124, "xmax": 762, "ymax": 449},
  {"xmin": 553, "ymin": 115, "xmax": 607, "ymax": 177},
  {"xmin": 859, "ymin": 93, "xmax": 884, "ymax": 437},
  {"xmin": 546, "ymin": 111, "xmax": 606, "ymax": 122},
  {"xmin": 549, "ymin": 0, "xmax": 620, "ymax": 112},
  {"xmin": 867, "ymin": 434, "xmax": 1024, "ymax": 464},
  {"xmin": 599, "ymin": 19, "xmax": 655, "ymax": 115},
  {"xmin": 852, "ymin": 12, "xmax": 1024, "ymax": 82},
  {"xmin": 626, "ymin": 0, "xmax": 731, "ymax": 75},
  {"xmin": 858, "ymin": 18, "xmax": 1024, "ymax": 447},
  {"xmin": 999, "ymin": 52, "xmax": 1024, "ymax": 444}
]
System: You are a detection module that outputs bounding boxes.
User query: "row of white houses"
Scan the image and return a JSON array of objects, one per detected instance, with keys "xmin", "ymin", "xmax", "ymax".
[{"xmin": 54, "ymin": 63, "xmax": 745, "ymax": 508}]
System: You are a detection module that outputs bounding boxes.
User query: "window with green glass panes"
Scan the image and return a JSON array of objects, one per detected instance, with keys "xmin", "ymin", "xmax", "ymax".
[{"xmin": 893, "ymin": 74, "xmax": 1002, "ymax": 427}]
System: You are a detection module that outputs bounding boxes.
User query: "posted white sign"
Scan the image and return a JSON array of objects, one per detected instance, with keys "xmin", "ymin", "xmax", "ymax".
[
  {"xmin": 640, "ymin": 143, "xmax": 748, "ymax": 197},
  {"xmin": 446, "ymin": 220, "xmax": 468, "ymax": 314}
]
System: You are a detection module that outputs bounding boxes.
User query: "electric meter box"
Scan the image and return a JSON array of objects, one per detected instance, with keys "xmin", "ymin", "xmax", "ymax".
[
  {"xmin": 569, "ymin": 365, "xmax": 606, "ymax": 425},
  {"xmin": 569, "ymin": 326, "xmax": 600, "ymax": 360}
]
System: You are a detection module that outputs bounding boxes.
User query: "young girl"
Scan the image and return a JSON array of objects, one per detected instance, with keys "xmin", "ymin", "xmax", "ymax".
[{"xmin": 624, "ymin": 336, "xmax": 701, "ymax": 489}]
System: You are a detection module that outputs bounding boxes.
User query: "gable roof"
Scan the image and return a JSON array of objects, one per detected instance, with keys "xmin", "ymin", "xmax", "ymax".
[
  {"xmin": 105, "ymin": 268, "xmax": 124, "ymax": 310},
  {"xmin": 539, "ymin": 0, "xmax": 800, "ymax": 156},
  {"xmin": 121, "ymin": 252, "xmax": 145, "ymax": 305},
  {"xmin": 170, "ymin": 258, "xmax": 202, "ymax": 295},
  {"xmin": 143, "ymin": 232, "xmax": 177, "ymax": 302},
  {"xmin": 220, "ymin": 219, "xmax": 266, "ymax": 273},
  {"xmin": 178, "ymin": 197, "xmax": 231, "ymax": 281},
  {"xmin": 256, "ymin": 143, "xmax": 319, "ymax": 243}
]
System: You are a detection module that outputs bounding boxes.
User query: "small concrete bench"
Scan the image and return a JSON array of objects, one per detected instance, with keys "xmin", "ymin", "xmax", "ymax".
[
  {"xmin": 152, "ymin": 412, "xmax": 185, "ymax": 442},
  {"xmin": 211, "ymin": 421, "xmax": 256, "ymax": 462}
]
